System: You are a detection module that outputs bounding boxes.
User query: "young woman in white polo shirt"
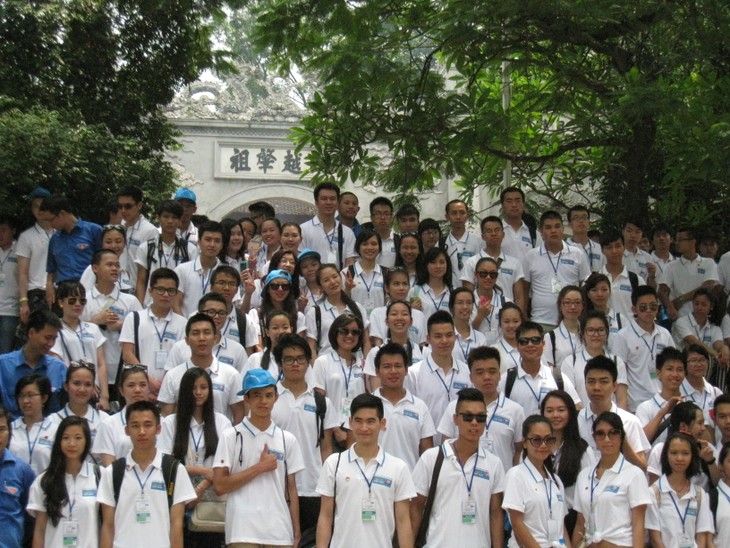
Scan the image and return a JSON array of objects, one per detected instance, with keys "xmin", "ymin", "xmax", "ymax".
[
  {"xmin": 542, "ymin": 285, "xmax": 584, "ymax": 368},
  {"xmin": 503, "ymin": 415, "xmax": 569, "ymax": 547},
  {"xmin": 450, "ymin": 287, "xmax": 487, "ymax": 364},
  {"xmin": 472, "ymin": 257, "xmax": 509, "ymax": 345},
  {"xmin": 343, "ymin": 229, "xmax": 387, "ymax": 317},
  {"xmin": 247, "ymin": 310, "xmax": 293, "ymax": 382},
  {"xmin": 496, "ymin": 303, "xmax": 523, "ymax": 373},
  {"xmin": 369, "ymin": 268, "xmax": 427, "ymax": 348},
  {"xmin": 409, "ymin": 247, "xmax": 453, "ymax": 320},
  {"xmin": 572, "ymin": 411, "xmax": 651, "ymax": 548},
  {"xmin": 583, "ymin": 272, "xmax": 626, "ymax": 350},
  {"xmin": 27, "ymin": 416, "xmax": 99, "ymax": 548}
]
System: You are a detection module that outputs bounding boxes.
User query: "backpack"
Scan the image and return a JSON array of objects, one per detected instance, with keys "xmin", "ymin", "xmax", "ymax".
[
  {"xmin": 627, "ymin": 271, "xmax": 640, "ymax": 295},
  {"xmin": 112, "ymin": 454, "xmax": 180, "ymax": 509},
  {"xmin": 145, "ymin": 236, "xmax": 190, "ymax": 286},
  {"xmin": 710, "ymin": 486, "xmax": 718, "ymax": 530},
  {"xmin": 504, "ymin": 364, "xmax": 563, "ymax": 399},
  {"xmin": 235, "ymin": 308, "xmax": 248, "ymax": 347},
  {"xmin": 347, "ymin": 264, "xmax": 389, "ymax": 301},
  {"xmin": 313, "ymin": 391, "xmax": 327, "ymax": 447}
]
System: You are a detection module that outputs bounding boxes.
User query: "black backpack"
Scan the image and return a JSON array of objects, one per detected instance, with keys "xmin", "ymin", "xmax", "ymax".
[
  {"xmin": 313, "ymin": 391, "xmax": 327, "ymax": 447},
  {"xmin": 235, "ymin": 308, "xmax": 248, "ymax": 347},
  {"xmin": 504, "ymin": 365, "xmax": 564, "ymax": 399},
  {"xmin": 145, "ymin": 236, "xmax": 190, "ymax": 286},
  {"xmin": 111, "ymin": 454, "xmax": 180, "ymax": 509}
]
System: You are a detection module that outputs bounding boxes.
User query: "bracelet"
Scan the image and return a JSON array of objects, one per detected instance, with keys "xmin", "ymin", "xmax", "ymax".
[
  {"xmin": 705, "ymin": 457, "xmax": 716, "ymax": 465},
  {"xmin": 19, "ymin": 297, "xmax": 28, "ymax": 303}
]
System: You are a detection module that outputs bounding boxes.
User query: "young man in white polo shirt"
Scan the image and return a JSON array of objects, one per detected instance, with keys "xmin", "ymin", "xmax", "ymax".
[
  {"xmin": 600, "ymin": 231, "xmax": 644, "ymax": 318},
  {"xmin": 271, "ymin": 334, "xmax": 339, "ymax": 537},
  {"xmin": 98, "ymin": 400, "xmax": 196, "ymax": 548},
  {"xmin": 316, "ymin": 393, "xmax": 416, "ymax": 548},
  {"xmin": 369, "ymin": 197, "xmax": 397, "ymax": 268},
  {"xmin": 578, "ymin": 356, "xmax": 650, "ymax": 470},
  {"xmin": 524, "ymin": 211, "xmax": 590, "ymax": 329},
  {"xmin": 497, "ymin": 321, "xmax": 581, "ymax": 417},
  {"xmin": 158, "ymin": 313, "xmax": 244, "ymax": 424},
  {"xmin": 214, "ymin": 369, "xmax": 305, "ymax": 547},
  {"xmin": 566, "ymin": 205, "xmax": 605, "ymax": 273},
  {"xmin": 173, "ymin": 220, "xmax": 223, "ymax": 317},
  {"xmin": 460, "ymin": 216, "xmax": 526, "ymax": 312},
  {"xmin": 439, "ymin": 346, "xmax": 525, "ymax": 471},
  {"xmin": 120, "ymin": 268, "xmax": 187, "ymax": 397},
  {"xmin": 412, "ymin": 387, "xmax": 506, "ymax": 548},
  {"xmin": 373, "ymin": 342, "xmax": 435, "ymax": 470},
  {"xmin": 499, "ymin": 186, "xmax": 542, "ymax": 268},
  {"xmin": 613, "ymin": 285, "xmax": 675, "ymax": 412},
  {"xmin": 210, "ymin": 265, "xmax": 259, "ymax": 355},
  {"xmin": 444, "ymin": 199, "xmax": 482, "ymax": 288},
  {"xmin": 117, "ymin": 186, "xmax": 159, "ymax": 290},
  {"xmin": 407, "ymin": 310, "xmax": 471, "ymax": 428}
]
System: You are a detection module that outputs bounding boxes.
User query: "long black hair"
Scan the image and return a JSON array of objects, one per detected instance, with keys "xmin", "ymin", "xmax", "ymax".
[
  {"xmin": 661, "ymin": 431, "xmax": 701, "ymax": 479},
  {"xmin": 40, "ymin": 416, "xmax": 91, "ymax": 527},
  {"xmin": 260, "ymin": 271, "xmax": 299, "ymax": 329},
  {"xmin": 260, "ymin": 310, "xmax": 291, "ymax": 371},
  {"xmin": 540, "ymin": 390, "xmax": 588, "ymax": 487},
  {"xmin": 415, "ymin": 246, "xmax": 453, "ymax": 290},
  {"xmin": 172, "ymin": 368, "xmax": 218, "ymax": 463},
  {"xmin": 316, "ymin": 263, "xmax": 364, "ymax": 325}
]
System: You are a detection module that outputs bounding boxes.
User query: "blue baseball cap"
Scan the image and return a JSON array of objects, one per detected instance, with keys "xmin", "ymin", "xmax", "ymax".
[
  {"xmin": 28, "ymin": 187, "xmax": 51, "ymax": 200},
  {"xmin": 297, "ymin": 248, "xmax": 321, "ymax": 264},
  {"xmin": 238, "ymin": 369, "xmax": 277, "ymax": 396},
  {"xmin": 174, "ymin": 188, "xmax": 197, "ymax": 203},
  {"xmin": 264, "ymin": 269, "xmax": 293, "ymax": 286}
]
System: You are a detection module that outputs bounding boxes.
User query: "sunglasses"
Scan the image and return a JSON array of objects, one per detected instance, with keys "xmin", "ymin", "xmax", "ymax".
[
  {"xmin": 268, "ymin": 283, "xmax": 291, "ymax": 291},
  {"xmin": 456, "ymin": 412, "xmax": 488, "ymax": 423},
  {"xmin": 637, "ymin": 303, "xmax": 660, "ymax": 312},
  {"xmin": 592, "ymin": 429, "xmax": 621, "ymax": 440},
  {"xmin": 517, "ymin": 336, "xmax": 543, "ymax": 346},
  {"xmin": 65, "ymin": 297, "xmax": 87, "ymax": 306},
  {"xmin": 337, "ymin": 327, "xmax": 362, "ymax": 337},
  {"xmin": 526, "ymin": 436, "xmax": 557, "ymax": 447},
  {"xmin": 476, "ymin": 271, "xmax": 499, "ymax": 279},
  {"xmin": 69, "ymin": 360, "xmax": 96, "ymax": 371},
  {"xmin": 103, "ymin": 224, "xmax": 126, "ymax": 233},
  {"xmin": 121, "ymin": 363, "xmax": 148, "ymax": 372}
]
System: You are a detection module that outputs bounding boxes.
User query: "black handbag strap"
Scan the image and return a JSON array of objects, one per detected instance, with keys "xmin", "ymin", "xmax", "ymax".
[{"xmin": 415, "ymin": 446, "xmax": 445, "ymax": 546}]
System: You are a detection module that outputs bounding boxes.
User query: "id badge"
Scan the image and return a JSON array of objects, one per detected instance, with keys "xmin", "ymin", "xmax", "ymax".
[
  {"xmin": 551, "ymin": 277, "xmax": 562, "ymax": 294},
  {"xmin": 461, "ymin": 499, "xmax": 477, "ymax": 524},
  {"xmin": 587, "ymin": 513, "xmax": 596, "ymax": 537},
  {"xmin": 678, "ymin": 533, "xmax": 693, "ymax": 548},
  {"xmin": 341, "ymin": 397, "xmax": 352, "ymax": 419},
  {"xmin": 363, "ymin": 294, "xmax": 375, "ymax": 314},
  {"xmin": 484, "ymin": 437, "xmax": 494, "ymax": 454},
  {"xmin": 154, "ymin": 350, "xmax": 168, "ymax": 370},
  {"xmin": 327, "ymin": 250, "xmax": 337, "ymax": 264},
  {"xmin": 135, "ymin": 498, "xmax": 152, "ymax": 524},
  {"xmin": 62, "ymin": 521, "xmax": 79, "ymax": 547},
  {"xmin": 547, "ymin": 518, "xmax": 561, "ymax": 541},
  {"xmin": 361, "ymin": 497, "xmax": 377, "ymax": 521}
]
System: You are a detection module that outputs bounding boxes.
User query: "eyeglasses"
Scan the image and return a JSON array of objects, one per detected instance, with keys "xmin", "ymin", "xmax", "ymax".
[
  {"xmin": 518, "ymin": 336, "xmax": 543, "ymax": 346},
  {"xmin": 202, "ymin": 309, "xmax": 228, "ymax": 318},
  {"xmin": 687, "ymin": 357, "xmax": 709, "ymax": 365},
  {"xmin": 337, "ymin": 327, "xmax": 362, "ymax": 337},
  {"xmin": 268, "ymin": 283, "xmax": 291, "ymax": 291},
  {"xmin": 103, "ymin": 224, "xmax": 125, "ymax": 233},
  {"xmin": 17, "ymin": 393, "xmax": 42, "ymax": 401},
  {"xmin": 592, "ymin": 429, "xmax": 621, "ymax": 440},
  {"xmin": 121, "ymin": 363, "xmax": 148, "ymax": 372},
  {"xmin": 526, "ymin": 436, "xmax": 557, "ymax": 447},
  {"xmin": 371, "ymin": 211, "xmax": 392, "ymax": 218},
  {"xmin": 422, "ymin": 229, "xmax": 440, "ymax": 237},
  {"xmin": 637, "ymin": 303, "xmax": 660, "ymax": 312},
  {"xmin": 65, "ymin": 297, "xmax": 87, "ymax": 306},
  {"xmin": 151, "ymin": 286, "xmax": 178, "ymax": 296},
  {"xmin": 456, "ymin": 413, "xmax": 488, "ymax": 423},
  {"xmin": 70, "ymin": 360, "xmax": 96, "ymax": 371},
  {"xmin": 476, "ymin": 271, "xmax": 499, "ymax": 279},
  {"xmin": 213, "ymin": 280, "xmax": 238, "ymax": 288},
  {"xmin": 117, "ymin": 203, "xmax": 137, "ymax": 210},
  {"xmin": 584, "ymin": 327, "xmax": 607, "ymax": 336},
  {"xmin": 282, "ymin": 356, "xmax": 309, "ymax": 366}
]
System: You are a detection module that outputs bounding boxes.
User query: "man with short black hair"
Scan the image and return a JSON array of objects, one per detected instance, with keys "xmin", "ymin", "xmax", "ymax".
[
  {"xmin": 248, "ymin": 201, "xmax": 276, "ymax": 233},
  {"xmin": 621, "ymin": 219, "xmax": 656, "ymax": 284},
  {"xmin": 499, "ymin": 186, "xmax": 542, "ymax": 268},
  {"xmin": 370, "ymin": 197, "xmax": 397, "ymax": 268},
  {"xmin": 337, "ymin": 191, "xmax": 362, "ymax": 237},
  {"xmin": 117, "ymin": 186, "xmax": 159, "ymax": 287},
  {"xmin": 444, "ymin": 199, "xmax": 481, "ymax": 288},
  {"xmin": 566, "ymin": 205, "xmax": 605, "ymax": 272},
  {"xmin": 173, "ymin": 221, "xmax": 223, "ymax": 317},
  {"xmin": 600, "ymin": 231, "xmax": 645, "ymax": 318},
  {"xmin": 301, "ymin": 183, "xmax": 357, "ymax": 270},
  {"xmin": 395, "ymin": 204, "xmax": 420, "ymax": 234}
]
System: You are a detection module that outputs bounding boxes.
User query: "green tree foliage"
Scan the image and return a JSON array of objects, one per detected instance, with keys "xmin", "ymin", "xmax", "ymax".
[
  {"xmin": 0, "ymin": 0, "xmax": 243, "ymax": 223},
  {"xmin": 244, "ymin": 0, "xmax": 730, "ymax": 231}
]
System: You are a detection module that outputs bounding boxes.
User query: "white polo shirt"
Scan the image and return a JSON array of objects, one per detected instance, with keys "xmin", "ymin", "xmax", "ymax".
[
  {"xmin": 122, "ymin": 216, "xmax": 159, "ymax": 289},
  {"xmin": 647, "ymin": 442, "xmax": 716, "ymax": 492},
  {"xmin": 577, "ymin": 403, "xmax": 651, "ymax": 460},
  {"xmin": 524, "ymin": 243, "xmax": 591, "ymax": 325},
  {"xmin": 605, "ymin": 308, "xmax": 627, "ymax": 352},
  {"xmin": 612, "ymin": 320, "xmax": 675, "ymax": 411},
  {"xmin": 496, "ymin": 337, "xmax": 521, "ymax": 373},
  {"xmin": 453, "ymin": 327, "xmax": 487, "ymax": 364},
  {"xmin": 497, "ymin": 363, "xmax": 581, "ymax": 417},
  {"xmin": 8, "ymin": 417, "xmax": 58, "ymax": 475},
  {"xmin": 372, "ymin": 388, "xmax": 436, "ymax": 470},
  {"xmin": 660, "ymin": 255, "xmax": 720, "ymax": 316},
  {"xmin": 502, "ymin": 459, "xmax": 568, "ymax": 548},
  {"xmin": 573, "ymin": 456, "xmax": 652, "ymax": 546},
  {"xmin": 51, "ymin": 404, "xmax": 107, "ymax": 449},
  {"xmin": 174, "ymin": 257, "xmax": 222, "ymax": 318},
  {"xmin": 646, "ymin": 475, "xmax": 714, "ymax": 545},
  {"xmin": 413, "ymin": 441, "xmax": 506, "ymax": 547},
  {"xmin": 473, "ymin": 290, "xmax": 510, "ymax": 345},
  {"xmin": 566, "ymin": 238, "xmax": 605, "ymax": 273},
  {"xmin": 158, "ymin": 359, "xmax": 242, "ymax": 420},
  {"xmin": 542, "ymin": 323, "xmax": 583, "ymax": 367},
  {"xmin": 446, "ymin": 231, "xmax": 482, "ymax": 287},
  {"xmin": 316, "ymin": 445, "xmax": 416, "ymax": 548},
  {"xmin": 344, "ymin": 262, "xmax": 387, "ymax": 316},
  {"xmin": 681, "ymin": 378, "xmax": 723, "ymax": 426},
  {"xmin": 82, "ymin": 286, "xmax": 142, "ymax": 381},
  {"xmin": 312, "ymin": 350, "xmax": 367, "ymax": 423},
  {"xmin": 134, "ymin": 237, "xmax": 197, "ymax": 304},
  {"xmin": 300, "ymin": 216, "xmax": 357, "ymax": 267},
  {"xmin": 460, "ymin": 250, "xmax": 524, "ymax": 302},
  {"xmin": 407, "ymin": 356, "xmax": 471, "ymax": 427},
  {"xmin": 560, "ymin": 351, "xmax": 628, "ymax": 408},
  {"xmin": 502, "ymin": 220, "xmax": 542, "ymax": 269},
  {"xmin": 672, "ymin": 314, "xmax": 723, "ymax": 349},
  {"xmin": 408, "ymin": 283, "xmax": 451, "ymax": 320},
  {"xmin": 214, "ymin": 418, "xmax": 305, "ymax": 545},
  {"xmin": 94, "ymin": 407, "xmax": 153, "ymax": 460},
  {"xmin": 376, "ymin": 230, "xmax": 397, "ymax": 269},
  {"xmin": 437, "ymin": 394, "xmax": 525, "ymax": 472},
  {"xmin": 305, "ymin": 299, "xmax": 369, "ymax": 354},
  {"xmin": 623, "ymin": 248, "xmax": 654, "ymax": 282},
  {"xmin": 164, "ymin": 336, "xmax": 248, "ymax": 374},
  {"xmin": 15, "ymin": 223, "xmax": 53, "ymax": 290},
  {"xmin": 368, "ymin": 306, "xmax": 427, "ymax": 345},
  {"xmin": 96, "ymin": 449, "xmax": 196, "ymax": 548},
  {"xmin": 118, "ymin": 307, "xmax": 187, "ymax": 381},
  {"xmin": 27, "ymin": 461, "xmax": 100, "ymax": 548},
  {"xmin": 220, "ymin": 308, "xmax": 260, "ymax": 350},
  {"xmin": 652, "ymin": 251, "xmax": 675, "ymax": 278},
  {"xmin": 713, "ymin": 480, "xmax": 730, "ymax": 546},
  {"xmin": 0, "ymin": 241, "xmax": 19, "ymax": 316},
  {"xmin": 51, "ymin": 321, "xmax": 106, "ymax": 372},
  {"xmin": 158, "ymin": 412, "xmax": 232, "ymax": 466},
  {"xmin": 271, "ymin": 382, "xmax": 339, "ymax": 496},
  {"xmin": 602, "ymin": 265, "xmax": 644, "ymax": 318},
  {"xmin": 636, "ymin": 393, "xmax": 675, "ymax": 446},
  {"xmin": 80, "ymin": 253, "xmax": 134, "ymax": 294}
]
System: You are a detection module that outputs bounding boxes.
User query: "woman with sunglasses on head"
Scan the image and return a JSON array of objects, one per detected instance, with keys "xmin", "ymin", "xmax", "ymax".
[
  {"xmin": 409, "ymin": 247, "xmax": 453, "ymax": 320},
  {"xmin": 394, "ymin": 231, "xmax": 422, "ymax": 287},
  {"xmin": 312, "ymin": 313, "xmax": 367, "ymax": 449},
  {"xmin": 503, "ymin": 415, "xmax": 569, "ymax": 548},
  {"xmin": 572, "ymin": 411, "xmax": 651, "ymax": 548},
  {"xmin": 449, "ymin": 287, "xmax": 487, "ymax": 364},
  {"xmin": 159, "ymin": 368, "xmax": 230, "ymax": 548},
  {"xmin": 80, "ymin": 224, "xmax": 132, "ymax": 294},
  {"xmin": 93, "ymin": 363, "xmax": 150, "ymax": 466},
  {"xmin": 246, "ymin": 310, "xmax": 295, "ymax": 382},
  {"xmin": 9, "ymin": 374, "xmax": 58, "ymax": 474},
  {"xmin": 343, "ymin": 229, "xmax": 387, "ymax": 318},
  {"xmin": 543, "ymin": 285, "xmax": 585, "ymax": 368},
  {"xmin": 541, "ymin": 390, "xmax": 595, "ymax": 538},
  {"xmin": 561, "ymin": 310, "xmax": 629, "ymax": 410},
  {"xmin": 472, "ymin": 256, "xmax": 510, "ymax": 345},
  {"xmin": 27, "ymin": 416, "xmax": 98, "ymax": 548},
  {"xmin": 244, "ymin": 248, "xmax": 300, "ymax": 313},
  {"xmin": 582, "ymin": 272, "xmax": 625, "ymax": 351},
  {"xmin": 50, "ymin": 281, "xmax": 110, "ymax": 411},
  {"xmin": 305, "ymin": 263, "xmax": 369, "ymax": 358},
  {"xmin": 647, "ymin": 431, "xmax": 715, "ymax": 548},
  {"xmin": 496, "ymin": 302, "xmax": 524, "ymax": 373}
]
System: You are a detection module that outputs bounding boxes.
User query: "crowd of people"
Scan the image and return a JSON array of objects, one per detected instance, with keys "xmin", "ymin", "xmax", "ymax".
[{"xmin": 1, "ymin": 182, "xmax": 730, "ymax": 547}]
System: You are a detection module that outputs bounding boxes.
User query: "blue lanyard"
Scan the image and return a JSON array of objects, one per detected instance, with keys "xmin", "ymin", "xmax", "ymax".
[
  {"xmin": 500, "ymin": 340, "xmax": 520, "ymax": 368},
  {"xmin": 322, "ymin": 222, "xmax": 337, "ymax": 250},
  {"xmin": 133, "ymin": 466, "xmax": 156, "ymax": 495},
  {"xmin": 558, "ymin": 324, "xmax": 576, "ymax": 357},
  {"xmin": 190, "ymin": 426, "xmax": 204, "ymax": 459},
  {"xmin": 425, "ymin": 286, "xmax": 447, "ymax": 312},
  {"xmin": 630, "ymin": 323, "xmax": 656, "ymax": 357},
  {"xmin": 663, "ymin": 478, "xmax": 692, "ymax": 533},
  {"xmin": 682, "ymin": 383, "xmax": 708, "ymax": 410},
  {"xmin": 522, "ymin": 375, "xmax": 543, "ymax": 404},
  {"xmin": 354, "ymin": 456, "xmax": 382, "ymax": 496},
  {"xmin": 199, "ymin": 264, "xmax": 213, "ymax": 294},
  {"xmin": 430, "ymin": 357, "xmax": 456, "ymax": 400},
  {"xmin": 150, "ymin": 311, "xmax": 170, "ymax": 348},
  {"xmin": 455, "ymin": 445, "xmax": 479, "ymax": 496},
  {"xmin": 589, "ymin": 457, "xmax": 625, "ymax": 508},
  {"xmin": 486, "ymin": 398, "xmax": 502, "ymax": 432},
  {"xmin": 523, "ymin": 461, "xmax": 555, "ymax": 517},
  {"xmin": 337, "ymin": 352, "xmax": 356, "ymax": 395},
  {"xmin": 544, "ymin": 247, "xmax": 562, "ymax": 275},
  {"xmin": 456, "ymin": 334, "xmax": 471, "ymax": 362},
  {"xmin": 25, "ymin": 421, "xmax": 45, "ymax": 464},
  {"xmin": 73, "ymin": 323, "xmax": 89, "ymax": 359},
  {"xmin": 68, "ymin": 474, "xmax": 78, "ymax": 518},
  {"xmin": 358, "ymin": 267, "xmax": 377, "ymax": 295}
]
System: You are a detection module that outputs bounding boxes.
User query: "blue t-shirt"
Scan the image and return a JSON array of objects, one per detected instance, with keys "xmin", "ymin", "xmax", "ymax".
[
  {"xmin": 46, "ymin": 219, "xmax": 103, "ymax": 282},
  {"xmin": 0, "ymin": 449, "xmax": 35, "ymax": 547},
  {"xmin": 0, "ymin": 348, "xmax": 67, "ymax": 418}
]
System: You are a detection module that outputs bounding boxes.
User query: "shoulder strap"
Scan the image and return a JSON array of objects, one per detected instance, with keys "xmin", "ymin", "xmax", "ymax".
[
  {"xmin": 175, "ymin": 237, "xmax": 190, "ymax": 264},
  {"xmin": 315, "ymin": 305, "xmax": 322, "ymax": 349},
  {"xmin": 235, "ymin": 308, "xmax": 247, "ymax": 346},
  {"xmin": 332, "ymin": 451, "xmax": 343, "ymax": 539},
  {"xmin": 616, "ymin": 312, "xmax": 622, "ymax": 330},
  {"xmin": 549, "ymin": 330, "xmax": 557, "ymax": 367},
  {"xmin": 133, "ymin": 311, "xmax": 140, "ymax": 361},
  {"xmin": 552, "ymin": 363, "xmax": 564, "ymax": 392},
  {"xmin": 112, "ymin": 458, "xmax": 126, "ymax": 504},
  {"xmin": 337, "ymin": 222, "xmax": 344, "ymax": 271},
  {"xmin": 651, "ymin": 416, "xmax": 672, "ymax": 444},
  {"xmin": 380, "ymin": 266, "xmax": 390, "ymax": 299},
  {"xmin": 161, "ymin": 453, "xmax": 180, "ymax": 509},
  {"xmin": 146, "ymin": 237, "xmax": 158, "ymax": 273},
  {"xmin": 505, "ymin": 367, "xmax": 518, "ymax": 399},
  {"xmin": 709, "ymin": 486, "xmax": 718, "ymax": 530},
  {"xmin": 93, "ymin": 464, "xmax": 101, "ymax": 486},
  {"xmin": 528, "ymin": 223, "xmax": 537, "ymax": 248},
  {"xmin": 416, "ymin": 447, "xmax": 445, "ymax": 546},
  {"xmin": 628, "ymin": 271, "xmax": 639, "ymax": 294},
  {"xmin": 313, "ymin": 391, "xmax": 327, "ymax": 447}
]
